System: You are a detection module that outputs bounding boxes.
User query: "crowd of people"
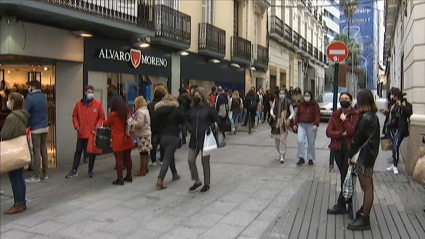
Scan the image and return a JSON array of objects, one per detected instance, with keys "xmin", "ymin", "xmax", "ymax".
[{"xmin": 0, "ymin": 79, "xmax": 413, "ymax": 234}]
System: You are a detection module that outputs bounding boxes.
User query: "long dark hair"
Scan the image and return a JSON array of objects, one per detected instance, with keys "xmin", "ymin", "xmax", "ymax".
[
  {"xmin": 302, "ymin": 90, "xmax": 316, "ymax": 104},
  {"xmin": 110, "ymin": 97, "xmax": 128, "ymax": 121},
  {"xmin": 356, "ymin": 89, "xmax": 378, "ymax": 113}
]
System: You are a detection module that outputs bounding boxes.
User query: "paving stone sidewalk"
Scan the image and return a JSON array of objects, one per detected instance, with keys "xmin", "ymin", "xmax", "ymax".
[
  {"xmin": 260, "ymin": 158, "xmax": 425, "ymax": 239},
  {"xmin": 0, "ymin": 123, "xmax": 332, "ymax": 239}
]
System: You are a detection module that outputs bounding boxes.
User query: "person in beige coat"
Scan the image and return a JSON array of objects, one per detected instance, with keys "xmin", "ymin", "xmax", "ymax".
[{"xmin": 133, "ymin": 96, "xmax": 152, "ymax": 176}]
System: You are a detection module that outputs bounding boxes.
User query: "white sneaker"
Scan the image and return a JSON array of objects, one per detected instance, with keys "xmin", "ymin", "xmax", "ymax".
[
  {"xmin": 280, "ymin": 155, "xmax": 285, "ymax": 164},
  {"xmin": 393, "ymin": 167, "xmax": 399, "ymax": 175},
  {"xmin": 386, "ymin": 165, "xmax": 394, "ymax": 172},
  {"xmin": 25, "ymin": 177, "xmax": 40, "ymax": 183}
]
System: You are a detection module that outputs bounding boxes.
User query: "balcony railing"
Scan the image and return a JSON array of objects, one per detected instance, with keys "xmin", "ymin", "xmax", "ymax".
[
  {"xmin": 154, "ymin": 5, "xmax": 191, "ymax": 45},
  {"xmin": 307, "ymin": 0, "xmax": 312, "ymax": 13},
  {"xmin": 300, "ymin": 0, "xmax": 307, "ymax": 6},
  {"xmin": 319, "ymin": 14, "xmax": 323, "ymax": 25},
  {"xmin": 198, "ymin": 23, "xmax": 226, "ymax": 56},
  {"xmin": 314, "ymin": 6, "xmax": 318, "ymax": 20},
  {"xmin": 319, "ymin": 51, "xmax": 323, "ymax": 63},
  {"xmin": 300, "ymin": 37, "xmax": 307, "ymax": 52},
  {"xmin": 314, "ymin": 47, "xmax": 318, "ymax": 59},
  {"xmin": 232, "ymin": 36, "xmax": 252, "ymax": 62},
  {"xmin": 42, "ymin": 0, "xmax": 154, "ymax": 29},
  {"xmin": 270, "ymin": 16, "xmax": 284, "ymax": 40},
  {"xmin": 293, "ymin": 32, "xmax": 300, "ymax": 48},
  {"xmin": 254, "ymin": 44, "xmax": 269, "ymax": 67},
  {"xmin": 308, "ymin": 43, "xmax": 313, "ymax": 56},
  {"xmin": 284, "ymin": 24, "xmax": 292, "ymax": 43}
]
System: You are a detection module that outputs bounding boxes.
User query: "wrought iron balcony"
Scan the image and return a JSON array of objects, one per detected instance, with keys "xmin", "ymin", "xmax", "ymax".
[
  {"xmin": 284, "ymin": 24, "xmax": 293, "ymax": 43},
  {"xmin": 300, "ymin": 0, "xmax": 307, "ymax": 7},
  {"xmin": 319, "ymin": 51, "xmax": 324, "ymax": 63},
  {"xmin": 308, "ymin": 43, "xmax": 313, "ymax": 56},
  {"xmin": 319, "ymin": 14, "xmax": 323, "ymax": 24},
  {"xmin": 314, "ymin": 47, "xmax": 318, "ymax": 60},
  {"xmin": 270, "ymin": 16, "xmax": 292, "ymax": 46},
  {"xmin": 307, "ymin": 0, "xmax": 312, "ymax": 13},
  {"xmin": 231, "ymin": 36, "xmax": 252, "ymax": 65},
  {"xmin": 152, "ymin": 4, "xmax": 191, "ymax": 50},
  {"xmin": 198, "ymin": 23, "xmax": 225, "ymax": 59},
  {"xmin": 253, "ymin": 44, "xmax": 269, "ymax": 70},
  {"xmin": 314, "ymin": 7, "xmax": 318, "ymax": 20},
  {"xmin": 293, "ymin": 32, "xmax": 300, "ymax": 49},
  {"xmin": 1, "ymin": 0, "xmax": 155, "ymax": 39},
  {"xmin": 300, "ymin": 37, "xmax": 307, "ymax": 52}
]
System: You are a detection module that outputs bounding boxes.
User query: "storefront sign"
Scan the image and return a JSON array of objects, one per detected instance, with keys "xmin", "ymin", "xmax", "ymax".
[{"xmin": 98, "ymin": 48, "xmax": 168, "ymax": 68}]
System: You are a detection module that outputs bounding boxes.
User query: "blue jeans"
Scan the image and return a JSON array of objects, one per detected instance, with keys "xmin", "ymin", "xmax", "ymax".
[
  {"xmin": 390, "ymin": 129, "xmax": 405, "ymax": 167},
  {"xmin": 297, "ymin": 123, "xmax": 317, "ymax": 160},
  {"xmin": 9, "ymin": 168, "xmax": 26, "ymax": 205}
]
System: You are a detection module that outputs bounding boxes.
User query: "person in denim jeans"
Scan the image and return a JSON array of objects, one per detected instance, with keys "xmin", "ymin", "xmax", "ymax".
[
  {"xmin": 1, "ymin": 92, "xmax": 30, "ymax": 214},
  {"xmin": 229, "ymin": 91, "xmax": 243, "ymax": 134},
  {"xmin": 24, "ymin": 80, "xmax": 49, "ymax": 183}
]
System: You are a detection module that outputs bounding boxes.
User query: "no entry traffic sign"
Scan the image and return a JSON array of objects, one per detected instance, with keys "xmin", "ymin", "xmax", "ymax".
[{"xmin": 326, "ymin": 41, "xmax": 349, "ymax": 64}]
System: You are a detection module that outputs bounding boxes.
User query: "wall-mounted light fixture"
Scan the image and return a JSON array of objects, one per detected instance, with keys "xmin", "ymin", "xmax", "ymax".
[
  {"xmin": 210, "ymin": 59, "xmax": 220, "ymax": 63},
  {"xmin": 72, "ymin": 31, "xmax": 93, "ymax": 37},
  {"xmin": 180, "ymin": 51, "xmax": 189, "ymax": 56},
  {"xmin": 230, "ymin": 63, "xmax": 240, "ymax": 68},
  {"xmin": 250, "ymin": 66, "xmax": 256, "ymax": 71}
]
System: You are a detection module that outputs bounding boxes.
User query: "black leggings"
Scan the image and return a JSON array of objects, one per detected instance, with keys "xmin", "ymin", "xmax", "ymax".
[
  {"xmin": 334, "ymin": 149, "xmax": 351, "ymax": 205},
  {"xmin": 158, "ymin": 135, "xmax": 178, "ymax": 180}
]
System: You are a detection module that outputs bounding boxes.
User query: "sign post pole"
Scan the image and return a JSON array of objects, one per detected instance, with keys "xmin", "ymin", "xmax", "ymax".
[{"xmin": 326, "ymin": 41, "xmax": 349, "ymax": 169}]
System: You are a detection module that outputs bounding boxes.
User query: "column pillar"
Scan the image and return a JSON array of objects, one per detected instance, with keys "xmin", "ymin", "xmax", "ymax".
[{"xmin": 170, "ymin": 53, "xmax": 180, "ymax": 96}]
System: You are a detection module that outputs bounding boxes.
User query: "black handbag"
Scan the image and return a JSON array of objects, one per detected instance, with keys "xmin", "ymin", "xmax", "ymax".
[{"xmin": 95, "ymin": 126, "xmax": 111, "ymax": 150}]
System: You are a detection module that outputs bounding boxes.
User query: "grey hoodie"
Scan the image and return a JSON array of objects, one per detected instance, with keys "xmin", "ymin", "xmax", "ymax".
[{"xmin": 0, "ymin": 110, "xmax": 30, "ymax": 140}]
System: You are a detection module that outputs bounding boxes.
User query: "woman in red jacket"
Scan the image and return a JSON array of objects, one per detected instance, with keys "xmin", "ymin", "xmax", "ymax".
[
  {"xmin": 326, "ymin": 92, "xmax": 359, "ymax": 217},
  {"xmin": 103, "ymin": 98, "xmax": 135, "ymax": 185},
  {"xmin": 293, "ymin": 91, "xmax": 320, "ymax": 165}
]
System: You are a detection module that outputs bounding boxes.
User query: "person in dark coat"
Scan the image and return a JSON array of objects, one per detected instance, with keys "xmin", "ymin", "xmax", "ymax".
[
  {"xmin": 346, "ymin": 89, "xmax": 380, "ymax": 231},
  {"xmin": 243, "ymin": 89, "xmax": 258, "ymax": 127},
  {"xmin": 262, "ymin": 89, "xmax": 272, "ymax": 123},
  {"xmin": 214, "ymin": 86, "xmax": 228, "ymax": 136},
  {"xmin": 385, "ymin": 88, "xmax": 412, "ymax": 175},
  {"xmin": 187, "ymin": 87, "xmax": 218, "ymax": 193},
  {"xmin": 147, "ymin": 85, "xmax": 168, "ymax": 165}
]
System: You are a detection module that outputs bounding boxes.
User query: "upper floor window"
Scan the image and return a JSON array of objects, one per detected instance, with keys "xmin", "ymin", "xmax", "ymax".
[
  {"xmin": 158, "ymin": 0, "xmax": 178, "ymax": 9},
  {"xmin": 202, "ymin": 0, "xmax": 214, "ymax": 24}
]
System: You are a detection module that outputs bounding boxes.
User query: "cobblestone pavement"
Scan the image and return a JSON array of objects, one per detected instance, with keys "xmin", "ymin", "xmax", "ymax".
[{"xmin": 0, "ymin": 123, "xmax": 331, "ymax": 239}]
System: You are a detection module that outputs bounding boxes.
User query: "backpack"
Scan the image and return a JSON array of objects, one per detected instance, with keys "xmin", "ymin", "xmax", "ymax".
[{"xmin": 126, "ymin": 112, "xmax": 137, "ymax": 136}]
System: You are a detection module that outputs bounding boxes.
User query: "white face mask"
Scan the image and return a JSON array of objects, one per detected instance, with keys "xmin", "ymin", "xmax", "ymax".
[
  {"xmin": 304, "ymin": 96, "xmax": 311, "ymax": 102},
  {"xmin": 86, "ymin": 93, "xmax": 94, "ymax": 100}
]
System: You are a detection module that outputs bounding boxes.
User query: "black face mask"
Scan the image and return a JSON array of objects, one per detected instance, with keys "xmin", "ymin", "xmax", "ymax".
[
  {"xmin": 340, "ymin": 101, "xmax": 351, "ymax": 109},
  {"xmin": 194, "ymin": 97, "xmax": 201, "ymax": 104}
]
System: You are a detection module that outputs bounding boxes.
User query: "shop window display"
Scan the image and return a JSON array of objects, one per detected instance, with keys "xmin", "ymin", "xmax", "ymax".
[{"xmin": 0, "ymin": 65, "xmax": 56, "ymax": 167}]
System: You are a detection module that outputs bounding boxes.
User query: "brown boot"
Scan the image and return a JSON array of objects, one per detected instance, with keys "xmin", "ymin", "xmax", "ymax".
[
  {"xmin": 156, "ymin": 178, "xmax": 167, "ymax": 190},
  {"xmin": 172, "ymin": 173, "xmax": 181, "ymax": 181},
  {"xmin": 4, "ymin": 204, "xmax": 25, "ymax": 215},
  {"xmin": 134, "ymin": 155, "xmax": 146, "ymax": 176}
]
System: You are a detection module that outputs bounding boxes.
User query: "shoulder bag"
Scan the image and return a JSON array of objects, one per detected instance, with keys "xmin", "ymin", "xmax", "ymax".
[{"xmin": 0, "ymin": 135, "xmax": 31, "ymax": 174}]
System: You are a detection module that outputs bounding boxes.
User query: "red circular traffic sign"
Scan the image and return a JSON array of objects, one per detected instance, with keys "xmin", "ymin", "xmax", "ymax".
[{"xmin": 326, "ymin": 41, "xmax": 349, "ymax": 64}]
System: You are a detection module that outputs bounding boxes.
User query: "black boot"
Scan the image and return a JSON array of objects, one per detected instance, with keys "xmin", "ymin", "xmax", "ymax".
[
  {"xmin": 296, "ymin": 157, "xmax": 305, "ymax": 166},
  {"xmin": 112, "ymin": 177, "xmax": 124, "ymax": 185},
  {"xmin": 124, "ymin": 175, "xmax": 133, "ymax": 182},
  {"xmin": 349, "ymin": 206, "xmax": 363, "ymax": 219},
  {"xmin": 327, "ymin": 203, "xmax": 348, "ymax": 214},
  {"xmin": 347, "ymin": 215, "xmax": 370, "ymax": 231}
]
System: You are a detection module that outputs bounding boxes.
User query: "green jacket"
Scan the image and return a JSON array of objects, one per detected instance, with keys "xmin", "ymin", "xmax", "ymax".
[{"xmin": 0, "ymin": 110, "xmax": 30, "ymax": 140}]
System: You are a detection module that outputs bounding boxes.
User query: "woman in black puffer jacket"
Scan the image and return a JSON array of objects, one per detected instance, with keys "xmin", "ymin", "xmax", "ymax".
[{"xmin": 346, "ymin": 89, "xmax": 380, "ymax": 231}]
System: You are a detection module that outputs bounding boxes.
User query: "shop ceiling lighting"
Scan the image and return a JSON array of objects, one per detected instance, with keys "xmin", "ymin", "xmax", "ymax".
[
  {"xmin": 43, "ymin": 67, "xmax": 48, "ymax": 71},
  {"xmin": 139, "ymin": 42, "xmax": 150, "ymax": 48},
  {"xmin": 210, "ymin": 59, "xmax": 220, "ymax": 63},
  {"xmin": 180, "ymin": 51, "xmax": 189, "ymax": 56},
  {"xmin": 230, "ymin": 63, "xmax": 240, "ymax": 68}
]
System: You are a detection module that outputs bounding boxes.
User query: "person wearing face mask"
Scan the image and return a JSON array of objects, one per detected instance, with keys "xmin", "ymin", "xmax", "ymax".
[
  {"xmin": 187, "ymin": 87, "xmax": 218, "ymax": 193},
  {"xmin": 293, "ymin": 91, "xmax": 320, "ymax": 165},
  {"xmin": 270, "ymin": 90, "xmax": 295, "ymax": 163},
  {"xmin": 66, "ymin": 85, "xmax": 105, "ymax": 178},
  {"xmin": 326, "ymin": 92, "xmax": 360, "ymax": 216}
]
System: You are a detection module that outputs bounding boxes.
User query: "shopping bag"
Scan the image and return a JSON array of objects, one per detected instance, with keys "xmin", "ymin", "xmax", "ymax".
[
  {"xmin": 87, "ymin": 133, "xmax": 102, "ymax": 154},
  {"xmin": 343, "ymin": 165, "xmax": 354, "ymax": 200},
  {"xmin": 0, "ymin": 135, "xmax": 31, "ymax": 174},
  {"xmin": 202, "ymin": 129, "xmax": 217, "ymax": 156},
  {"xmin": 216, "ymin": 131, "xmax": 226, "ymax": 148},
  {"xmin": 95, "ymin": 126, "xmax": 111, "ymax": 150},
  {"xmin": 412, "ymin": 156, "xmax": 425, "ymax": 186},
  {"xmin": 380, "ymin": 138, "xmax": 392, "ymax": 151}
]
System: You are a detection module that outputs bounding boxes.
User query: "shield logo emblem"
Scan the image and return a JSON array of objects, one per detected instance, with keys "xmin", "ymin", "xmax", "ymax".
[{"xmin": 130, "ymin": 49, "xmax": 141, "ymax": 68}]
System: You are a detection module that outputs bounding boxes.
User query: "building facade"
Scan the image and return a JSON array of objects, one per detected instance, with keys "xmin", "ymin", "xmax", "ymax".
[
  {"xmin": 179, "ymin": 0, "xmax": 269, "ymax": 93},
  {"xmin": 268, "ymin": 0, "xmax": 327, "ymax": 96},
  {"xmin": 384, "ymin": 0, "xmax": 425, "ymax": 175},
  {"xmin": 0, "ymin": 0, "xmax": 190, "ymax": 167},
  {"xmin": 323, "ymin": 0, "xmax": 341, "ymax": 41},
  {"xmin": 339, "ymin": 0, "xmax": 379, "ymax": 90}
]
